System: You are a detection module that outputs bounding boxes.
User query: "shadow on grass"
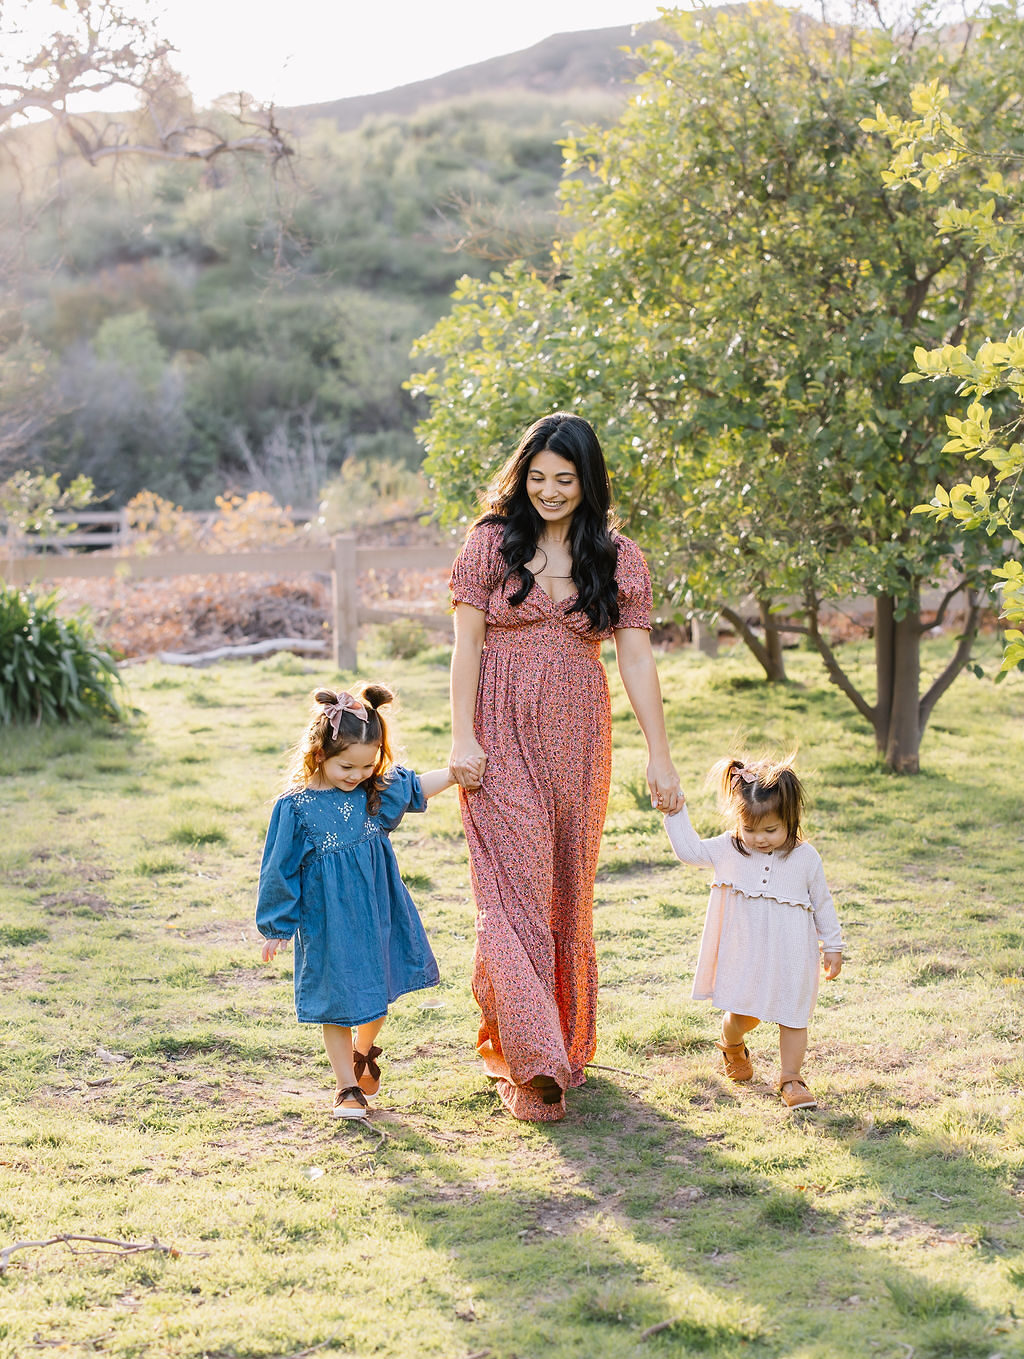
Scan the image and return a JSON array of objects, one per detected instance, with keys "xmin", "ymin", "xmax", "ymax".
[{"xmin": 364, "ymin": 1072, "xmax": 1005, "ymax": 1359}]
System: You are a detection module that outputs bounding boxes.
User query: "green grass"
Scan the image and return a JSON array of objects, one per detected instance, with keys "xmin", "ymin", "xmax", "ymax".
[{"xmin": 0, "ymin": 637, "xmax": 1022, "ymax": 1358}]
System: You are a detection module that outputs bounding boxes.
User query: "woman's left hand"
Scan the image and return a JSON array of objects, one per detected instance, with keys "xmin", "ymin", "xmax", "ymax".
[{"xmin": 647, "ymin": 758, "xmax": 685, "ymax": 815}]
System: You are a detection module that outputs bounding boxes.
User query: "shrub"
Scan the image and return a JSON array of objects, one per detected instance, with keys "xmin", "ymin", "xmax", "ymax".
[
  {"xmin": 0, "ymin": 586, "xmax": 125, "ymax": 725},
  {"xmin": 379, "ymin": 617, "xmax": 430, "ymax": 659}
]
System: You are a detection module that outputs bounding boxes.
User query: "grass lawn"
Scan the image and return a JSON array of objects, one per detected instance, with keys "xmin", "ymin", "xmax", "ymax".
[{"xmin": 0, "ymin": 633, "xmax": 1022, "ymax": 1359}]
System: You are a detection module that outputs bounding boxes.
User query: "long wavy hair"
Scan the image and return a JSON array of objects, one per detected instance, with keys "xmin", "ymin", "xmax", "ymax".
[
  {"xmin": 474, "ymin": 412, "xmax": 620, "ymax": 632},
  {"xmin": 284, "ymin": 682, "xmax": 395, "ymax": 814}
]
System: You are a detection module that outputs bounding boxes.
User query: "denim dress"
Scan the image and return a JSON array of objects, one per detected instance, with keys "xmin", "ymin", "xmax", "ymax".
[{"xmin": 256, "ymin": 767, "xmax": 440, "ymax": 1026}]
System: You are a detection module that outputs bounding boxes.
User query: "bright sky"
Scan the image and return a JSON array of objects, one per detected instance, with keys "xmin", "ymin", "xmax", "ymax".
[{"xmin": 16, "ymin": 0, "xmax": 665, "ymax": 109}]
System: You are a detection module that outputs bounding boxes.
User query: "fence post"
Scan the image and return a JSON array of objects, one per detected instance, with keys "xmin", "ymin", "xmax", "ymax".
[
  {"xmin": 691, "ymin": 617, "xmax": 719, "ymax": 657},
  {"xmin": 331, "ymin": 535, "xmax": 358, "ymax": 671}
]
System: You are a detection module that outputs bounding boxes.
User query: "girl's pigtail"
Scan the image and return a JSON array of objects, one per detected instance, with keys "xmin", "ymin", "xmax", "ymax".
[
  {"xmin": 709, "ymin": 757, "xmax": 748, "ymax": 811},
  {"xmin": 357, "ymin": 682, "xmax": 395, "ymax": 712},
  {"xmin": 769, "ymin": 764, "xmax": 805, "ymax": 847}
]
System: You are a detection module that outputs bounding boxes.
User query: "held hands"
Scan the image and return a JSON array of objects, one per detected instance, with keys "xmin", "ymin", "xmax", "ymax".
[
  {"xmin": 648, "ymin": 756, "xmax": 685, "ymax": 816},
  {"xmin": 823, "ymin": 951, "xmax": 843, "ymax": 980},
  {"xmin": 261, "ymin": 937, "xmax": 291, "ymax": 963},
  {"xmin": 449, "ymin": 738, "xmax": 487, "ymax": 792}
]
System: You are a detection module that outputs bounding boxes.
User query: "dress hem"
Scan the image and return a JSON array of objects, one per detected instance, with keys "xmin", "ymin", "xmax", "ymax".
[
  {"xmin": 692, "ymin": 989, "xmax": 813, "ymax": 1029},
  {"xmin": 296, "ymin": 974, "xmax": 439, "ymax": 1028}
]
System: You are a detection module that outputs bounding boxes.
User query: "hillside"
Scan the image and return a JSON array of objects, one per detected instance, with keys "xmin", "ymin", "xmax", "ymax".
[
  {"xmin": 283, "ymin": 22, "xmax": 665, "ymax": 130},
  {"xmin": 0, "ymin": 21, "xmax": 672, "ymax": 509}
]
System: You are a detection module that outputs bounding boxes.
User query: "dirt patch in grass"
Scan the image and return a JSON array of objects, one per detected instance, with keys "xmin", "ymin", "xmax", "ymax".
[{"xmin": 36, "ymin": 891, "xmax": 115, "ymax": 916}]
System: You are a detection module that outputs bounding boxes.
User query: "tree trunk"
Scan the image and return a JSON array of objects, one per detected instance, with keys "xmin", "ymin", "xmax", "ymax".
[
  {"xmin": 807, "ymin": 582, "xmax": 980, "ymax": 774},
  {"xmin": 719, "ymin": 602, "xmax": 787, "ymax": 682},
  {"xmin": 758, "ymin": 596, "xmax": 787, "ymax": 683},
  {"xmin": 874, "ymin": 589, "xmax": 922, "ymax": 771},
  {"xmin": 885, "ymin": 602, "xmax": 923, "ymax": 774}
]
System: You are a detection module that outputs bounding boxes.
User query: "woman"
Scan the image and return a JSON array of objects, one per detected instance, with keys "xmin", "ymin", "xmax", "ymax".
[{"xmin": 449, "ymin": 412, "xmax": 684, "ymax": 1121}]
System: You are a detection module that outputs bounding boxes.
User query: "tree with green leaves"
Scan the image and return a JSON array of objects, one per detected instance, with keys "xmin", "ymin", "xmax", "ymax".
[
  {"xmin": 412, "ymin": 1, "xmax": 1020, "ymax": 771},
  {"xmin": 861, "ymin": 7, "xmax": 1024, "ymax": 677}
]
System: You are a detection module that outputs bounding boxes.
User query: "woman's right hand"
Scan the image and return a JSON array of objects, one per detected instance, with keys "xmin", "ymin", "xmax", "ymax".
[
  {"xmin": 261, "ymin": 937, "xmax": 290, "ymax": 963},
  {"xmin": 449, "ymin": 738, "xmax": 487, "ymax": 791}
]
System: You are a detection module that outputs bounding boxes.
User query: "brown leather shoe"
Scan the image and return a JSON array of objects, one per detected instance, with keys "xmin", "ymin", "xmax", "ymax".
[
  {"xmin": 778, "ymin": 1075, "xmax": 817, "ymax": 1109},
  {"xmin": 332, "ymin": 1086, "xmax": 369, "ymax": 1120},
  {"xmin": 716, "ymin": 1037, "xmax": 753, "ymax": 1082}
]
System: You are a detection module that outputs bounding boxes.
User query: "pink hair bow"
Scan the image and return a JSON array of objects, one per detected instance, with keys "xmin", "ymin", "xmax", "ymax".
[
  {"xmin": 733, "ymin": 765, "xmax": 757, "ymax": 788},
  {"xmin": 322, "ymin": 691, "xmax": 368, "ymax": 739}
]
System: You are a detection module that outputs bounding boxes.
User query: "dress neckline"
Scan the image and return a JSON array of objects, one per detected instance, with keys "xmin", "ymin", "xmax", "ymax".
[{"xmin": 530, "ymin": 578, "xmax": 579, "ymax": 607}]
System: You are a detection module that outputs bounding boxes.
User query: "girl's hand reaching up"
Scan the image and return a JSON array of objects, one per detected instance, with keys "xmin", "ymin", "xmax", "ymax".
[
  {"xmin": 823, "ymin": 951, "xmax": 842, "ymax": 980},
  {"xmin": 261, "ymin": 937, "xmax": 290, "ymax": 963}
]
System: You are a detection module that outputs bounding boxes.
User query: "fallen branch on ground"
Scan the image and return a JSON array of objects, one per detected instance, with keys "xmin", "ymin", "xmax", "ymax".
[
  {"xmin": 640, "ymin": 1319, "xmax": 681, "ymax": 1340},
  {"xmin": 0, "ymin": 1233, "xmax": 179, "ymax": 1274},
  {"xmin": 155, "ymin": 637, "xmax": 328, "ymax": 667},
  {"xmin": 338, "ymin": 1121, "xmax": 390, "ymax": 1164}
]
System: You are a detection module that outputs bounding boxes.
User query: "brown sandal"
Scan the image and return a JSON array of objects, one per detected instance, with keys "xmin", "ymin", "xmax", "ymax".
[
  {"xmin": 778, "ymin": 1074, "xmax": 817, "ymax": 1109},
  {"xmin": 353, "ymin": 1045, "xmax": 382, "ymax": 1097},
  {"xmin": 716, "ymin": 1036, "xmax": 753, "ymax": 1082},
  {"xmin": 332, "ymin": 1085, "xmax": 369, "ymax": 1120}
]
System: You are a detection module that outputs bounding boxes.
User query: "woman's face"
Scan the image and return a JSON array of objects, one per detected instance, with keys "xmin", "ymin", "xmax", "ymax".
[{"xmin": 525, "ymin": 449, "xmax": 582, "ymax": 527}]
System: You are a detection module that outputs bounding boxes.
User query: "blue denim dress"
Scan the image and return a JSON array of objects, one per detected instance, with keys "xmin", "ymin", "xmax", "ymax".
[{"xmin": 256, "ymin": 767, "xmax": 440, "ymax": 1026}]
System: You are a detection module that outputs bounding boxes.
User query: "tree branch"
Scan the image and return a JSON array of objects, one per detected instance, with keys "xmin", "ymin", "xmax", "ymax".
[
  {"xmin": 915, "ymin": 578, "xmax": 967, "ymax": 635},
  {"xmin": 0, "ymin": 1233, "xmax": 180, "ymax": 1275},
  {"xmin": 918, "ymin": 590, "xmax": 982, "ymax": 730},
  {"xmin": 719, "ymin": 605, "xmax": 773, "ymax": 668},
  {"xmin": 804, "ymin": 585, "xmax": 877, "ymax": 725}
]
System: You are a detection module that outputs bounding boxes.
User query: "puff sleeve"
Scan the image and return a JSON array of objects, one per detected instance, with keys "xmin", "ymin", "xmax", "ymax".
[
  {"xmin": 376, "ymin": 766, "xmax": 428, "ymax": 832},
  {"xmin": 450, "ymin": 523, "xmax": 503, "ymax": 613},
  {"xmin": 614, "ymin": 535, "xmax": 653, "ymax": 631},
  {"xmin": 255, "ymin": 797, "xmax": 311, "ymax": 940}
]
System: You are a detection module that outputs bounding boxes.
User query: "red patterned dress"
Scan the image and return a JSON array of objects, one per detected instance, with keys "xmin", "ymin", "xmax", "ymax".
[{"xmin": 450, "ymin": 521, "xmax": 653, "ymax": 1121}]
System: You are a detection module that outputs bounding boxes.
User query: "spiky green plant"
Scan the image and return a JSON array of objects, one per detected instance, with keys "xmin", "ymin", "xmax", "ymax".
[{"xmin": 0, "ymin": 585, "xmax": 125, "ymax": 724}]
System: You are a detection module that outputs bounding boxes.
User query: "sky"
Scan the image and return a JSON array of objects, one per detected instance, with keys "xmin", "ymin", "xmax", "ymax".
[{"xmin": 17, "ymin": 0, "xmax": 665, "ymax": 110}]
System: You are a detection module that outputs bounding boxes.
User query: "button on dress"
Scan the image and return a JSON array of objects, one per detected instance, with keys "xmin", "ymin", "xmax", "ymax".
[
  {"xmin": 256, "ymin": 767, "xmax": 440, "ymax": 1027},
  {"xmin": 450, "ymin": 521, "xmax": 653, "ymax": 1120}
]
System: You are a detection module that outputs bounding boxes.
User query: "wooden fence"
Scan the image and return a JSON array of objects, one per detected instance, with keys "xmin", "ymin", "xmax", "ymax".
[{"xmin": 1, "ymin": 536, "xmax": 456, "ymax": 670}]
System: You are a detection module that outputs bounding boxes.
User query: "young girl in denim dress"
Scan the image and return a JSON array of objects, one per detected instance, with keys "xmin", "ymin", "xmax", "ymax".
[{"xmin": 257, "ymin": 683, "xmax": 453, "ymax": 1119}]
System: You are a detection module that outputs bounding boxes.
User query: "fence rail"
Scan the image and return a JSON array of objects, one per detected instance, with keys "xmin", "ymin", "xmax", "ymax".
[{"xmin": 1, "ymin": 536, "xmax": 456, "ymax": 670}]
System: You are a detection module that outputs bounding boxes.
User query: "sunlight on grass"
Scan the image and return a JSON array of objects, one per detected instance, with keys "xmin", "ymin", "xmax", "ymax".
[
  {"xmin": 0, "ymin": 640, "xmax": 1020, "ymax": 1358},
  {"xmin": 166, "ymin": 823, "xmax": 228, "ymax": 846}
]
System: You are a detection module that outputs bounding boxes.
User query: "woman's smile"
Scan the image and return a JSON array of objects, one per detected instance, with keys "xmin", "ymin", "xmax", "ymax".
[{"xmin": 526, "ymin": 449, "xmax": 582, "ymax": 523}]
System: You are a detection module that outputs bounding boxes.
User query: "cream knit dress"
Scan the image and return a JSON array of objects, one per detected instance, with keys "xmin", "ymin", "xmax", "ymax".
[{"xmin": 665, "ymin": 807, "xmax": 843, "ymax": 1028}]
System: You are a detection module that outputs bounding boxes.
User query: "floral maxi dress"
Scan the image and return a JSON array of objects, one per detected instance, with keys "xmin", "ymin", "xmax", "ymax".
[{"xmin": 450, "ymin": 521, "xmax": 653, "ymax": 1121}]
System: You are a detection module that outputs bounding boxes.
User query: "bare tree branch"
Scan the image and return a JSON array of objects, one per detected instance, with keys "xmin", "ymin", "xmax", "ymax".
[
  {"xmin": 0, "ymin": 2, "xmax": 293, "ymax": 163},
  {"xmin": 918, "ymin": 589, "xmax": 982, "ymax": 730},
  {"xmin": 803, "ymin": 583, "xmax": 878, "ymax": 725},
  {"xmin": 914, "ymin": 577, "xmax": 967, "ymax": 635},
  {"xmin": 719, "ymin": 604, "xmax": 777, "ymax": 673},
  {"xmin": 0, "ymin": 1232, "xmax": 180, "ymax": 1275}
]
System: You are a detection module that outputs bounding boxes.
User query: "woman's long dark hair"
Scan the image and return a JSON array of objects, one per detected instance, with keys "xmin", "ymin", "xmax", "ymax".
[{"xmin": 475, "ymin": 412, "xmax": 620, "ymax": 632}]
